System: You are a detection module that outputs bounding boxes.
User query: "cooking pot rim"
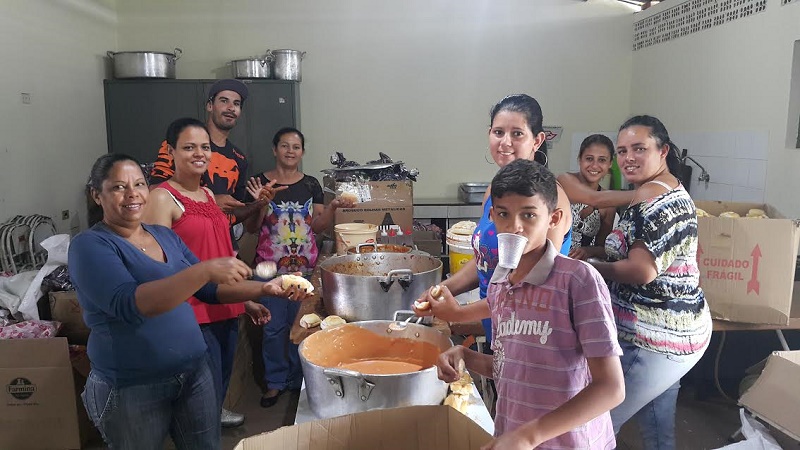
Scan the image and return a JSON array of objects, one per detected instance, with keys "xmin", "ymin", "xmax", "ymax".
[
  {"xmin": 299, "ymin": 320, "xmax": 450, "ymax": 377},
  {"xmin": 109, "ymin": 51, "xmax": 178, "ymax": 56},
  {"xmin": 320, "ymin": 252, "xmax": 442, "ymax": 274}
]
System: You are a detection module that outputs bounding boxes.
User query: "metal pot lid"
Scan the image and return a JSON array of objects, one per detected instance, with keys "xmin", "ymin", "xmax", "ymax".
[{"xmin": 109, "ymin": 50, "xmax": 178, "ymax": 55}]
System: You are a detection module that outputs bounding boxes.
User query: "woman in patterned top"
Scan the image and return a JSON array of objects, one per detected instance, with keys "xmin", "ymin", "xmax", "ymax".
[
  {"xmin": 565, "ymin": 134, "xmax": 616, "ymax": 261},
  {"xmin": 588, "ymin": 116, "xmax": 712, "ymax": 450},
  {"xmin": 244, "ymin": 127, "xmax": 354, "ymax": 408}
]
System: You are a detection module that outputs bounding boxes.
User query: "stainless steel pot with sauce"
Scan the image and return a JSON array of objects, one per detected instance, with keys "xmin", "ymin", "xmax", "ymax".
[
  {"xmin": 299, "ymin": 321, "xmax": 450, "ymax": 419},
  {"xmin": 320, "ymin": 252, "xmax": 442, "ymax": 322}
]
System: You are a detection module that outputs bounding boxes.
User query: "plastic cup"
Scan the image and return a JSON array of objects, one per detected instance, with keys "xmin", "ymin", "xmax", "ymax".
[{"xmin": 497, "ymin": 233, "xmax": 528, "ymax": 269}]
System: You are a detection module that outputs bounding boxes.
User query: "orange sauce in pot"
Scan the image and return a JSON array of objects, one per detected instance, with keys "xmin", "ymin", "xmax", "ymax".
[{"xmin": 301, "ymin": 325, "xmax": 441, "ymax": 375}]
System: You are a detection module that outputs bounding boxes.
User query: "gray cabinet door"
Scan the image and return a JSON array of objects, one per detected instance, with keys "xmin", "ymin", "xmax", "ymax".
[
  {"xmin": 104, "ymin": 80, "xmax": 202, "ymax": 164},
  {"xmin": 105, "ymin": 79, "xmax": 299, "ymax": 178},
  {"xmin": 240, "ymin": 81, "xmax": 299, "ymax": 176}
]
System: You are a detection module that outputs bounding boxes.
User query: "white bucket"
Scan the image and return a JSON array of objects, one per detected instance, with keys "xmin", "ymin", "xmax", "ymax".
[{"xmin": 335, "ymin": 223, "xmax": 378, "ymax": 255}]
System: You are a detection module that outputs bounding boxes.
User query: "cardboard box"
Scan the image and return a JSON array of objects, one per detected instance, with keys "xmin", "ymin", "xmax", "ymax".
[
  {"xmin": 234, "ymin": 405, "xmax": 492, "ymax": 450},
  {"xmin": 695, "ymin": 201, "xmax": 800, "ymax": 325},
  {"xmin": 49, "ymin": 291, "xmax": 90, "ymax": 345},
  {"xmin": 0, "ymin": 337, "xmax": 81, "ymax": 449},
  {"xmin": 413, "ymin": 230, "xmax": 443, "ymax": 257},
  {"xmin": 323, "ymin": 178, "xmax": 414, "ymax": 233},
  {"xmin": 739, "ymin": 350, "xmax": 800, "ymax": 440}
]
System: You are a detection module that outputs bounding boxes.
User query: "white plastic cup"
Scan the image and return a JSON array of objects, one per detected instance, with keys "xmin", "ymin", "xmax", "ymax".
[{"xmin": 496, "ymin": 233, "xmax": 528, "ymax": 269}]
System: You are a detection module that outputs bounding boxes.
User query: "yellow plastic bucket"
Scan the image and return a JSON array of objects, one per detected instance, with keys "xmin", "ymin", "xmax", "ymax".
[{"xmin": 448, "ymin": 243, "xmax": 474, "ymax": 274}]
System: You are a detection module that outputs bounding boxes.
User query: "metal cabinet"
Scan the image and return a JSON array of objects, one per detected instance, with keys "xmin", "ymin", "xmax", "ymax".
[{"xmin": 104, "ymin": 79, "xmax": 300, "ymax": 176}]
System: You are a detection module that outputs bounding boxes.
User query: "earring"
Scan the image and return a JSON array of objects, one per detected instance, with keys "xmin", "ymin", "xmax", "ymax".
[
  {"xmin": 485, "ymin": 148, "xmax": 495, "ymax": 165},
  {"xmin": 534, "ymin": 150, "xmax": 548, "ymax": 167}
]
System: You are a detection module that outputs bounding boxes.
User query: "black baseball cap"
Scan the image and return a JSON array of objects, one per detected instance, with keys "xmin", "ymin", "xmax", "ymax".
[{"xmin": 207, "ymin": 79, "xmax": 249, "ymax": 103}]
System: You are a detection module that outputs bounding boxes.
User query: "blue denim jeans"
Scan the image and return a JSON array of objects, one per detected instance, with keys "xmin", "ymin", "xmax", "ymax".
[
  {"xmin": 611, "ymin": 339, "xmax": 709, "ymax": 450},
  {"xmin": 200, "ymin": 318, "xmax": 239, "ymax": 406},
  {"xmin": 259, "ymin": 294, "xmax": 303, "ymax": 391},
  {"xmin": 81, "ymin": 357, "xmax": 220, "ymax": 450}
]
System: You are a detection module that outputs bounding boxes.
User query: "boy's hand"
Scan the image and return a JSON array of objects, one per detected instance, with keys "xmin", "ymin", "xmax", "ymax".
[
  {"xmin": 436, "ymin": 346, "xmax": 465, "ymax": 383},
  {"xmin": 481, "ymin": 420, "xmax": 541, "ymax": 450},
  {"xmin": 413, "ymin": 285, "xmax": 460, "ymax": 321}
]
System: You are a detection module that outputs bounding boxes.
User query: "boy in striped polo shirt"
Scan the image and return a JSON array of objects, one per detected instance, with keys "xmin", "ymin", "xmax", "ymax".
[{"xmin": 437, "ymin": 159, "xmax": 625, "ymax": 449}]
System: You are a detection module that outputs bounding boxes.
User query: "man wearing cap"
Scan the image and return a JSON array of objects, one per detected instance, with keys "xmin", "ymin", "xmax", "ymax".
[
  {"xmin": 150, "ymin": 79, "xmax": 262, "ymax": 225},
  {"xmin": 148, "ymin": 79, "xmax": 256, "ymax": 429}
]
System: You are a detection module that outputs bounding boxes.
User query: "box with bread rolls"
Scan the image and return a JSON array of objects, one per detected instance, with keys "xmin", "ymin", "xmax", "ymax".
[{"xmin": 694, "ymin": 201, "xmax": 800, "ymax": 325}]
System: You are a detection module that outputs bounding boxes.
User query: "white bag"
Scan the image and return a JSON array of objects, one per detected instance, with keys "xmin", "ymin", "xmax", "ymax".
[
  {"xmin": 17, "ymin": 234, "xmax": 71, "ymax": 320},
  {"xmin": 714, "ymin": 409, "xmax": 782, "ymax": 450}
]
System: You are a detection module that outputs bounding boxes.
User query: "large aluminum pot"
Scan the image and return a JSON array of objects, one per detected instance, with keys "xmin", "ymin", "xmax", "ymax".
[
  {"xmin": 320, "ymin": 252, "xmax": 442, "ymax": 322},
  {"xmin": 270, "ymin": 49, "xmax": 305, "ymax": 81},
  {"xmin": 107, "ymin": 48, "xmax": 182, "ymax": 79},
  {"xmin": 230, "ymin": 51, "xmax": 274, "ymax": 79},
  {"xmin": 299, "ymin": 320, "xmax": 450, "ymax": 419}
]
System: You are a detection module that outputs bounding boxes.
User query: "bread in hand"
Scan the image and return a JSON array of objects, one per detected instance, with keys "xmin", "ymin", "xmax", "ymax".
[
  {"xmin": 413, "ymin": 300, "xmax": 431, "ymax": 310},
  {"xmin": 255, "ymin": 261, "xmax": 277, "ymax": 279},
  {"xmin": 281, "ymin": 274, "xmax": 314, "ymax": 293},
  {"xmin": 339, "ymin": 191, "xmax": 358, "ymax": 204}
]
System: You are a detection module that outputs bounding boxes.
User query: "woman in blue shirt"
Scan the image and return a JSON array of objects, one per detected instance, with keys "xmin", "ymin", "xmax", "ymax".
[
  {"xmin": 69, "ymin": 153, "xmax": 310, "ymax": 450},
  {"xmin": 413, "ymin": 95, "xmax": 572, "ymax": 338}
]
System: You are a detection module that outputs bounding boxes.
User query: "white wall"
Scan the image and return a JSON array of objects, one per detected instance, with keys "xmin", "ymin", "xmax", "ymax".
[
  {"xmin": 114, "ymin": 0, "xmax": 635, "ymax": 199},
  {"xmin": 629, "ymin": 0, "xmax": 800, "ymax": 215},
  {"xmin": 0, "ymin": 0, "xmax": 117, "ymax": 233}
]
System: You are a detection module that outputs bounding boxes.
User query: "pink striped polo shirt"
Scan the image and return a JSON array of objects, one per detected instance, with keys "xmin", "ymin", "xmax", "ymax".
[{"xmin": 489, "ymin": 240, "xmax": 622, "ymax": 449}]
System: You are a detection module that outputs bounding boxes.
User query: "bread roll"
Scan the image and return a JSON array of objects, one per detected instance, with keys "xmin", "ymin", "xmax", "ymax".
[
  {"xmin": 719, "ymin": 211, "xmax": 741, "ymax": 218},
  {"xmin": 449, "ymin": 221, "xmax": 477, "ymax": 235},
  {"xmin": 696, "ymin": 208, "xmax": 712, "ymax": 218},
  {"xmin": 430, "ymin": 285, "xmax": 443, "ymax": 298},
  {"xmin": 320, "ymin": 315, "xmax": 346, "ymax": 330},
  {"xmin": 255, "ymin": 261, "xmax": 277, "ymax": 279},
  {"xmin": 444, "ymin": 393, "xmax": 470, "ymax": 414},
  {"xmin": 339, "ymin": 191, "xmax": 358, "ymax": 203},
  {"xmin": 299, "ymin": 313, "xmax": 321, "ymax": 329},
  {"xmin": 281, "ymin": 274, "xmax": 314, "ymax": 293},
  {"xmin": 413, "ymin": 300, "xmax": 431, "ymax": 310},
  {"xmin": 746, "ymin": 208, "xmax": 768, "ymax": 219}
]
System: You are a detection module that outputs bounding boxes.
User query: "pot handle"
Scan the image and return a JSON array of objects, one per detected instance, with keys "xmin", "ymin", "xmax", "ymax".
[
  {"xmin": 323, "ymin": 368, "xmax": 376, "ymax": 402},
  {"xmin": 300, "ymin": 51, "xmax": 307, "ymax": 60},
  {"xmin": 262, "ymin": 49, "xmax": 274, "ymax": 63},
  {"xmin": 379, "ymin": 269, "xmax": 413, "ymax": 292},
  {"xmin": 355, "ymin": 243, "xmax": 377, "ymax": 254},
  {"xmin": 106, "ymin": 51, "xmax": 115, "ymax": 58},
  {"xmin": 172, "ymin": 47, "xmax": 183, "ymax": 60}
]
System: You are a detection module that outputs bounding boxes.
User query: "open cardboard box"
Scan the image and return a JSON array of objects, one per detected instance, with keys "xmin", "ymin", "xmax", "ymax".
[
  {"xmin": 234, "ymin": 405, "xmax": 492, "ymax": 450},
  {"xmin": 0, "ymin": 337, "xmax": 82, "ymax": 449},
  {"xmin": 695, "ymin": 201, "xmax": 800, "ymax": 325},
  {"xmin": 739, "ymin": 350, "xmax": 800, "ymax": 440}
]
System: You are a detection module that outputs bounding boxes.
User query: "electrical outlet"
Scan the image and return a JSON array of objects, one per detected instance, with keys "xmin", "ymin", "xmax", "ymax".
[
  {"xmin": 62, "ymin": 210, "xmax": 70, "ymax": 220},
  {"xmin": 21, "ymin": 93, "xmax": 31, "ymax": 104}
]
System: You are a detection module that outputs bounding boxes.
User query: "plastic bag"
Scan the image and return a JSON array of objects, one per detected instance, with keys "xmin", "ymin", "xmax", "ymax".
[
  {"xmin": 18, "ymin": 234, "xmax": 71, "ymax": 321},
  {"xmin": 713, "ymin": 409, "xmax": 782, "ymax": 450},
  {"xmin": 41, "ymin": 265, "xmax": 73, "ymax": 293}
]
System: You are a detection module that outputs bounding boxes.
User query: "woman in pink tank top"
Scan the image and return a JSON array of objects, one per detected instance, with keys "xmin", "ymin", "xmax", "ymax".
[{"xmin": 141, "ymin": 118, "xmax": 274, "ymax": 429}]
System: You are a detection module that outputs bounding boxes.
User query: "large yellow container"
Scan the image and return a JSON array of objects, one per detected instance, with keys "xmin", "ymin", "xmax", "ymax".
[{"xmin": 448, "ymin": 243, "xmax": 474, "ymax": 274}]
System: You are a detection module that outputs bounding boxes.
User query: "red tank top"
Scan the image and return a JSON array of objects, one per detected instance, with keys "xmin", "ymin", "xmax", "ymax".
[{"xmin": 159, "ymin": 182, "xmax": 245, "ymax": 323}]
